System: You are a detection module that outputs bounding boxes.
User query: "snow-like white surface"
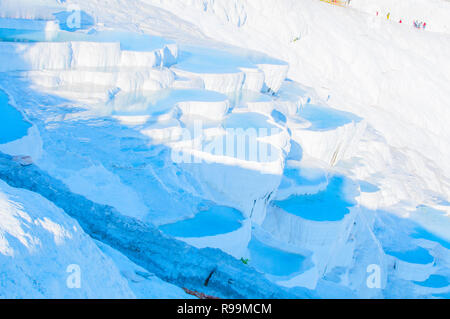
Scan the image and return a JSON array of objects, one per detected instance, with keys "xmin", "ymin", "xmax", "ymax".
[
  {"xmin": 0, "ymin": 179, "xmax": 135, "ymax": 298},
  {"xmin": 144, "ymin": 0, "xmax": 450, "ymax": 217},
  {"xmin": 350, "ymin": 0, "xmax": 450, "ymax": 34}
]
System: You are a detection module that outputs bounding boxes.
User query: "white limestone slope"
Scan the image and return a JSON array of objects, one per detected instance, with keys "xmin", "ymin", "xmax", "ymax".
[
  {"xmin": 0, "ymin": 179, "xmax": 135, "ymax": 298},
  {"xmin": 144, "ymin": 0, "xmax": 450, "ymax": 242},
  {"xmin": 0, "ymin": 178, "xmax": 198, "ymax": 299},
  {"xmin": 349, "ymin": 0, "xmax": 450, "ymax": 34},
  {"xmin": 0, "ymin": 86, "xmax": 43, "ymax": 161}
]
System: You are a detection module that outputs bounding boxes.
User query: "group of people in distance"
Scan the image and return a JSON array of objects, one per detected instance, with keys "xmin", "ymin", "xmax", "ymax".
[
  {"xmin": 413, "ymin": 20, "xmax": 427, "ymax": 29},
  {"xmin": 376, "ymin": 11, "xmax": 427, "ymax": 30}
]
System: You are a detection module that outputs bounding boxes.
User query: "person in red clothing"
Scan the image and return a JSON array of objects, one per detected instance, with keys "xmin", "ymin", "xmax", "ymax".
[
  {"xmin": 399, "ymin": 19, "xmax": 402, "ymax": 23},
  {"xmin": 423, "ymin": 22, "xmax": 427, "ymax": 29}
]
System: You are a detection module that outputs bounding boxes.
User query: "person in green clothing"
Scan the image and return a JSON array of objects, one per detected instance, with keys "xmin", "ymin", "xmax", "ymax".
[{"xmin": 387, "ymin": 12, "xmax": 390, "ymax": 20}]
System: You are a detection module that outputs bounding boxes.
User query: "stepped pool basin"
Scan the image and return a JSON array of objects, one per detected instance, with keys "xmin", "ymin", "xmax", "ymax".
[
  {"xmin": 274, "ymin": 176, "xmax": 355, "ymax": 221},
  {"xmin": 248, "ymin": 238, "xmax": 306, "ymax": 277},
  {"xmin": 159, "ymin": 205, "xmax": 244, "ymax": 238},
  {"xmin": 299, "ymin": 104, "xmax": 360, "ymax": 131},
  {"xmin": 359, "ymin": 181, "xmax": 380, "ymax": 193},
  {"xmin": 414, "ymin": 274, "xmax": 449, "ymax": 288},
  {"xmin": 0, "ymin": 90, "xmax": 31, "ymax": 144},
  {"xmin": 176, "ymin": 45, "xmax": 287, "ymax": 74},
  {"xmin": 386, "ymin": 246, "xmax": 434, "ymax": 264},
  {"xmin": 412, "ymin": 227, "xmax": 450, "ymax": 250},
  {"xmin": 0, "ymin": 26, "xmax": 174, "ymax": 52},
  {"xmin": 280, "ymin": 167, "xmax": 327, "ymax": 189},
  {"xmin": 111, "ymin": 89, "xmax": 227, "ymax": 116}
]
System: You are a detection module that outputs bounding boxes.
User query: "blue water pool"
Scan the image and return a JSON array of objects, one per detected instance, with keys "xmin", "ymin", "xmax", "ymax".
[
  {"xmin": 248, "ymin": 238, "xmax": 305, "ymax": 277},
  {"xmin": 433, "ymin": 292, "xmax": 450, "ymax": 299},
  {"xmin": 177, "ymin": 47, "xmax": 254, "ymax": 74},
  {"xmin": 386, "ymin": 247, "xmax": 434, "ymax": 264},
  {"xmin": 274, "ymin": 176, "xmax": 354, "ymax": 221},
  {"xmin": 225, "ymin": 111, "xmax": 277, "ymax": 131},
  {"xmin": 111, "ymin": 89, "xmax": 227, "ymax": 116},
  {"xmin": 359, "ymin": 181, "xmax": 380, "ymax": 193},
  {"xmin": 0, "ymin": 27, "xmax": 174, "ymax": 52},
  {"xmin": 176, "ymin": 45, "xmax": 287, "ymax": 74},
  {"xmin": 280, "ymin": 167, "xmax": 327, "ymax": 189},
  {"xmin": 0, "ymin": 28, "xmax": 44, "ymax": 42},
  {"xmin": 299, "ymin": 104, "xmax": 360, "ymax": 131},
  {"xmin": 0, "ymin": 90, "xmax": 31, "ymax": 144},
  {"xmin": 411, "ymin": 227, "xmax": 450, "ymax": 250},
  {"xmin": 414, "ymin": 275, "xmax": 449, "ymax": 288},
  {"xmin": 159, "ymin": 206, "xmax": 244, "ymax": 238}
]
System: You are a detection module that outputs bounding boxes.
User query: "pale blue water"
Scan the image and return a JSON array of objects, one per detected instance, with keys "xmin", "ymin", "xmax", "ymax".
[
  {"xmin": 0, "ymin": 26, "xmax": 285, "ymax": 75},
  {"xmin": 299, "ymin": 104, "xmax": 360, "ymax": 131},
  {"xmin": 177, "ymin": 47, "xmax": 254, "ymax": 74},
  {"xmin": 159, "ymin": 206, "xmax": 244, "ymax": 238},
  {"xmin": 0, "ymin": 28, "xmax": 174, "ymax": 52},
  {"xmin": 359, "ymin": 181, "xmax": 380, "ymax": 193},
  {"xmin": 176, "ymin": 45, "xmax": 287, "ymax": 74},
  {"xmin": 414, "ymin": 275, "xmax": 449, "ymax": 288},
  {"xmin": 0, "ymin": 29, "xmax": 43, "ymax": 42},
  {"xmin": 0, "ymin": 90, "xmax": 31, "ymax": 144},
  {"xmin": 111, "ymin": 89, "xmax": 227, "ymax": 116},
  {"xmin": 274, "ymin": 176, "xmax": 354, "ymax": 221},
  {"xmin": 410, "ymin": 205, "xmax": 450, "ymax": 249},
  {"xmin": 230, "ymin": 90, "xmax": 272, "ymax": 106},
  {"xmin": 280, "ymin": 167, "xmax": 327, "ymax": 189},
  {"xmin": 433, "ymin": 292, "xmax": 450, "ymax": 299},
  {"xmin": 53, "ymin": 10, "xmax": 95, "ymax": 31},
  {"xmin": 248, "ymin": 238, "xmax": 305, "ymax": 277},
  {"xmin": 225, "ymin": 112, "xmax": 277, "ymax": 130},
  {"xmin": 437, "ymin": 199, "xmax": 450, "ymax": 206},
  {"xmin": 386, "ymin": 247, "xmax": 434, "ymax": 264},
  {"xmin": 271, "ymin": 110, "xmax": 287, "ymax": 124},
  {"xmin": 411, "ymin": 227, "xmax": 450, "ymax": 250}
]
